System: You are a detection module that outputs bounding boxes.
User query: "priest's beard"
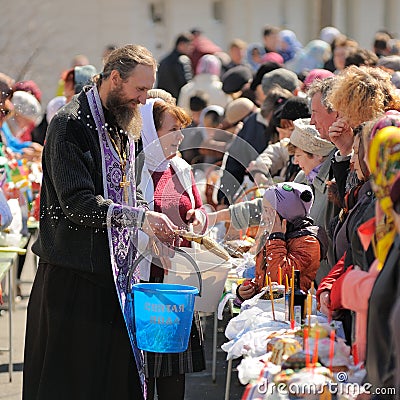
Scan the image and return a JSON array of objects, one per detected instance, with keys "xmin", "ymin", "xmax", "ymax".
[{"xmin": 106, "ymin": 84, "xmax": 142, "ymax": 140}]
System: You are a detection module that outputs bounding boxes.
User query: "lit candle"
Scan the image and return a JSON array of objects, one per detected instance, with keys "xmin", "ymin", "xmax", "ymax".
[
  {"xmin": 329, "ymin": 329, "xmax": 335, "ymax": 372},
  {"xmin": 304, "ymin": 326, "xmax": 310, "ymax": 368},
  {"xmin": 352, "ymin": 343, "xmax": 359, "ymax": 366},
  {"xmin": 307, "ymin": 293, "xmax": 312, "ymax": 327},
  {"xmin": 285, "ymin": 274, "xmax": 289, "ymax": 292},
  {"xmin": 278, "ymin": 266, "xmax": 282, "ymax": 286},
  {"xmin": 268, "ymin": 276, "xmax": 275, "ymax": 320},
  {"xmin": 290, "ymin": 266, "xmax": 295, "ymax": 325},
  {"xmin": 312, "ymin": 328, "xmax": 320, "ymax": 366}
]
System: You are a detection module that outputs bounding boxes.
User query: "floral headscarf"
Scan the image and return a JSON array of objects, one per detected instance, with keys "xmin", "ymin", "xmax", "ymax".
[
  {"xmin": 368, "ymin": 110, "xmax": 400, "ymax": 140},
  {"xmin": 368, "ymin": 125, "xmax": 400, "ymax": 268}
]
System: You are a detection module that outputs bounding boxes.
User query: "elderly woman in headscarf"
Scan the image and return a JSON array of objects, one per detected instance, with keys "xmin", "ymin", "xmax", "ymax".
[{"xmin": 136, "ymin": 97, "xmax": 208, "ymax": 400}]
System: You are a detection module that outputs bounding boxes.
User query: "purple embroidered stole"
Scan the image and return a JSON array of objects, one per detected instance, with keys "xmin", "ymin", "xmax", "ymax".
[{"xmin": 86, "ymin": 86, "xmax": 146, "ymax": 397}]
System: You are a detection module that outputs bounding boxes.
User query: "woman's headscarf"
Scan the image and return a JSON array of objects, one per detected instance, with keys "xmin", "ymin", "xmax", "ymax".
[
  {"xmin": 368, "ymin": 124, "xmax": 400, "ymax": 268},
  {"xmin": 139, "ymin": 98, "xmax": 170, "ymax": 172},
  {"xmin": 245, "ymin": 43, "xmax": 266, "ymax": 73},
  {"xmin": 196, "ymin": 54, "xmax": 222, "ymax": 76},
  {"xmin": 368, "ymin": 110, "xmax": 400, "ymax": 140},
  {"xmin": 285, "ymin": 40, "xmax": 331, "ymax": 76},
  {"xmin": 278, "ymin": 30, "xmax": 303, "ymax": 63},
  {"xmin": 198, "ymin": 105, "xmax": 225, "ymax": 127},
  {"xmin": 198, "ymin": 105, "xmax": 225, "ymax": 141}
]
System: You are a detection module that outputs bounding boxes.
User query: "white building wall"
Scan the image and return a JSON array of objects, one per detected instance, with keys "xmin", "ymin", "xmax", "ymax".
[
  {"xmin": 347, "ymin": 0, "xmax": 386, "ymax": 49},
  {"xmin": 387, "ymin": 0, "xmax": 400, "ymax": 37},
  {"xmin": 282, "ymin": 0, "xmax": 318, "ymax": 44},
  {"xmin": 1, "ymin": 0, "xmax": 400, "ymax": 105}
]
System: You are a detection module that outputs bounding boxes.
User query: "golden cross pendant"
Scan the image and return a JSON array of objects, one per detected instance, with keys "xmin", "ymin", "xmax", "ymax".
[{"xmin": 120, "ymin": 174, "xmax": 130, "ymax": 203}]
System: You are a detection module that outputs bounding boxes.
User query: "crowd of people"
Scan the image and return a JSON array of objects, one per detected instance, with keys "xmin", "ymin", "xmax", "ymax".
[{"xmin": 0, "ymin": 23, "xmax": 400, "ymax": 400}]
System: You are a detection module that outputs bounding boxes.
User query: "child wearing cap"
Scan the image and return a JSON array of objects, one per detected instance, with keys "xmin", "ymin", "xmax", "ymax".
[{"xmin": 237, "ymin": 181, "xmax": 328, "ymax": 301}]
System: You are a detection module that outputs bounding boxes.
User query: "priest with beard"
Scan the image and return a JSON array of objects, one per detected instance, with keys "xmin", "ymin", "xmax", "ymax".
[{"xmin": 23, "ymin": 45, "xmax": 179, "ymax": 400}]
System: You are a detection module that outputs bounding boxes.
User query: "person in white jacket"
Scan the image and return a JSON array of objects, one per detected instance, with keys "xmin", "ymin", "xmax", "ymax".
[{"xmin": 178, "ymin": 54, "xmax": 230, "ymax": 112}]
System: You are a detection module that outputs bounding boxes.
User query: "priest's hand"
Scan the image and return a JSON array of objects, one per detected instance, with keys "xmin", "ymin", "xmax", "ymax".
[
  {"xmin": 141, "ymin": 211, "xmax": 180, "ymax": 259},
  {"xmin": 141, "ymin": 210, "xmax": 179, "ymax": 247}
]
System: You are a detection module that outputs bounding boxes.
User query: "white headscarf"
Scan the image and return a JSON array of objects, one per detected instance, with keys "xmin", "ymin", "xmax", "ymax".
[
  {"xmin": 140, "ymin": 98, "xmax": 170, "ymax": 172},
  {"xmin": 198, "ymin": 105, "xmax": 225, "ymax": 140}
]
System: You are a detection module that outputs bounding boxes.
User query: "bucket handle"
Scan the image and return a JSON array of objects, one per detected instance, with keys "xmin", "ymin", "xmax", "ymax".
[{"xmin": 126, "ymin": 247, "xmax": 203, "ymax": 297}]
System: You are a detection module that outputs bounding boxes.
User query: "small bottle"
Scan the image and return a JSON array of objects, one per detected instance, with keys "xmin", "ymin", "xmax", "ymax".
[
  {"xmin": 285, "ymin": 289, "xmax": 290, "ymax": 321},
  {"xmin": 290, "ymin": 270, "xmax": 307, "ymax": 325}
]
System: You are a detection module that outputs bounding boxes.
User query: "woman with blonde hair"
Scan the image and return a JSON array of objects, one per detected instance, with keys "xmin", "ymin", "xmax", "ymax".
[
  {"xmin": 328, "ymin": 65, "xmax": 400, "ymax": 128},
  {"xmin": 327, "ymin": 65, "xmax": 400, "ymax": 201}
]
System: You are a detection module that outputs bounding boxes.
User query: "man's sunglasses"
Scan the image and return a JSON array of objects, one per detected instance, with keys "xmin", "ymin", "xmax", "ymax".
[
  {"xmin": 0, "ymin": 85, "xmax": 13, "ymax": 101},
  {"xmin": 0, "ymin": 107, "xmax": 12, "ymax": 117},
  {"xmin": 0, "ymin": 87, "xmax": 14, "ymax": 118}
]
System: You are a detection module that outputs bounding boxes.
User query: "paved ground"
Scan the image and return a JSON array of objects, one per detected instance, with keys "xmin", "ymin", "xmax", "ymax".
[
  {"xmin": 0, "ymin": 266, "xmax": 31, "ymax": 399},
  {"xmin": 0, "ymin": 251, "xmax": 245, "ymax": 399},
  {"xmin": 186, "ymin": 314, "xmax": 244, "ymax": 400}
]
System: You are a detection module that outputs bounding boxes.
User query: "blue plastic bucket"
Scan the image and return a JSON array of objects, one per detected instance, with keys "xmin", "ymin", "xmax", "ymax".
[{"xmin": 130, "ymin": 283, "xmax": 199, "ymax": 353}]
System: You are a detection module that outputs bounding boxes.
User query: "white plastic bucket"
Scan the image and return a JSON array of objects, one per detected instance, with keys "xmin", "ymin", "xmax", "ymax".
[{"xmin": 164, "ymin": 247, "xmax": 231, "ymax": 312}]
